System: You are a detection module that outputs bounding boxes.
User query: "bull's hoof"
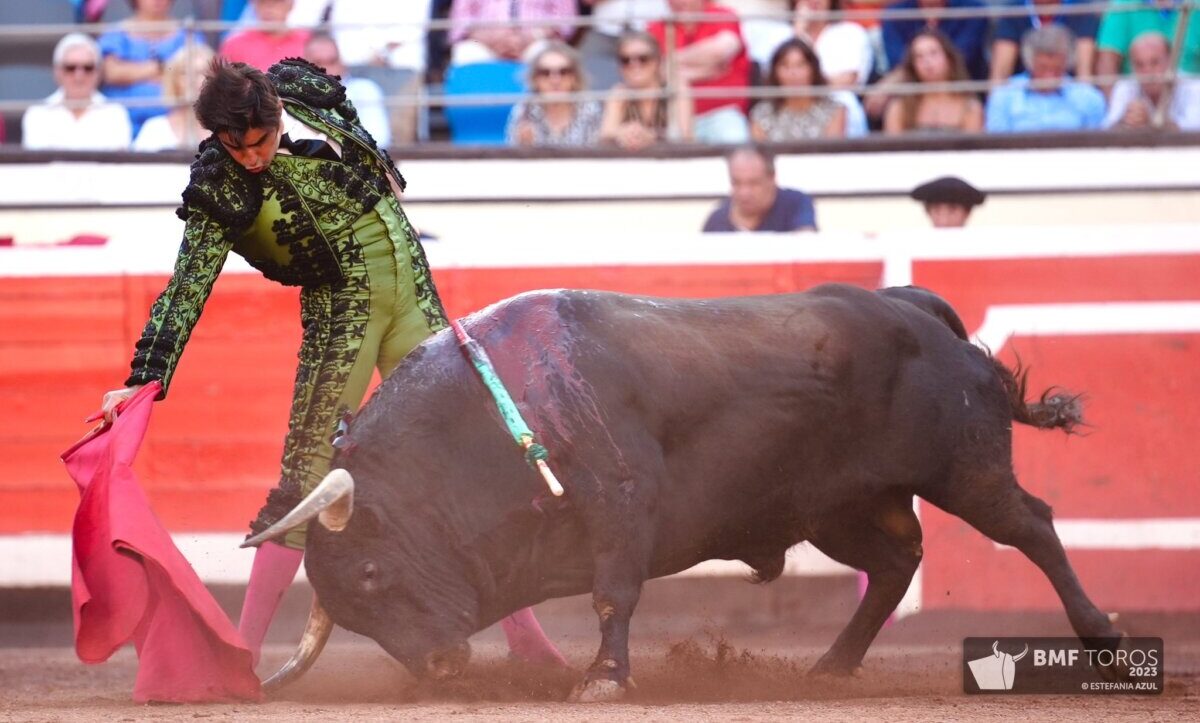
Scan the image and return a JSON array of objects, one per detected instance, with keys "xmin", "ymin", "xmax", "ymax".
[
  {"xmin": 567, "ymin": 678, "xmax": 626, "ymax": 703},
  {"xmin": 1093, "ymin": 633, "xmax": 1132, "ymax": 683}
]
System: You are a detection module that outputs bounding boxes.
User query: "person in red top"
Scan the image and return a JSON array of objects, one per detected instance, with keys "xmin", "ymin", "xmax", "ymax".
[
  {"xmin": 219, "ymin": 0, "xmax": 311, "ymax": 71},
  {"xmin": 649, "ymin": 0, "xmax": 751, "ymax": 143}
]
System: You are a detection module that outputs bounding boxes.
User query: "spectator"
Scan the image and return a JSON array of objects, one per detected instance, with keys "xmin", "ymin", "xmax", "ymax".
[
  {"xmin": 219, "ymin": 0, "xmax": 311, "ymax": 70},
  {"xmin": 881, "ymin": 0, "xmax": 989, "ymax": 80},
  {"xmin": 507, "ymin": 42, "xmax": 603, "ymax": 146},
  {"xmin": 579, "ymin": 0, "xmax": 670, "ymax": 90},
  {"xmin": 449, "ymin": 0, "xmax": 577, "ymax": 65},
  {"xmin": 1105, "ymin": 31, "xmax": 1200, "ymax": 131},
  {"xmin": 793, "ymin": 0, "xmax": 874, "ymax": 87},
  {"xmin": 133, "ymin": 43, "xmax": 216, "ymax": 151},
  {"xmin": 910, "ymin": 175, "xmax": 985, "ymax": 227},
  {"xmin": 703, "ymin": 146, "xmax": 817, "ymax": 232},
  {"xmin": 324, "ymin": 1, "xmax": 431, "ymax": 145},
  {"xmin": 724, "ymin": 0, "xmax": 796, "ymax": 69},
  {"xmin": 600, "ymin": 32, "xmax": 694, "ymax": 148},
  {"xmin": 98, "ymin": 0, "xmax": 205, "ymax": 136},
  {"xmin": 649, "ymin": 0, "xmax": 753, "ymax": 143},
  {"xmin": 302, "ymin": 32, "xmax": 392, "ymax": 147},
  {"xmin": 23, "ymin": 34, "xmax": 133, "ymax": 151},
  {"xmin": 990, "ymin": 0, "xmax": 1100, "ymax": 83},
  {"xmin": 986, "ymin": 24, "xmax": 1106, "ymax": 132},
  {"xmin": 883, "ymin": 29, "xmax": 982, "ymax": 134},
  {"xmin": 329, "ymin": 1, "xmax": 429, "ymax": 72},
  {"xmin": 1096, "ymin": 0, "xmax": 1200, "ymax": 89},
  {"xmin": 751, "ymin": 38, "xmax": 847, "ymax": 140}
]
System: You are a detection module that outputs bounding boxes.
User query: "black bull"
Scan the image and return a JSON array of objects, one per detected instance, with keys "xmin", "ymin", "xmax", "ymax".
[{"xmin": 250, "ymin": 283, "xmax": 1120, "ymax": 700}]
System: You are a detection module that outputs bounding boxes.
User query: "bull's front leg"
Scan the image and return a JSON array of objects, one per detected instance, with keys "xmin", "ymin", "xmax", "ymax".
[{"xmin": 568, "ymin": 544, "xmax": 646, "ymax": 702}]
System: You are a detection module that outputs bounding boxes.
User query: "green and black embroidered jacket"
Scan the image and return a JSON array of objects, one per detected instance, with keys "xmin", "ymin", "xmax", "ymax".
[{"xmin": 125, "ymin": 58, "xmax": 444, "ymax": 396}]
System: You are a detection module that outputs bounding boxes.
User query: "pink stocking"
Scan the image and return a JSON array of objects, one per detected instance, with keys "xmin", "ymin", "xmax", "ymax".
[
  {"xmin": 499, "ymin": 606, "xmax": 569, "ymax": 667},
  {"xmin": 238, "ymin": 542, "xmax": 303, "ymax": 666}
]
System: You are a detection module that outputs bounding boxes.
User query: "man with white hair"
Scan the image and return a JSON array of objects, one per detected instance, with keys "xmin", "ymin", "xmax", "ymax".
[
  {"xmin": 985, "ymin": 24, "xmax": 1106, "ymax": 132},
  {"xmin": 1105, "ymin": 31, "xmax": 1200, "ymax": 131},
  {"xmin": 22, "ymin": 33, "xmax": 132, "ymax": 150}
]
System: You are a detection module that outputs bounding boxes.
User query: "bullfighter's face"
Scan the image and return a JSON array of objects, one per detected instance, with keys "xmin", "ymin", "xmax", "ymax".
[
  {"xmin": 216, "ymin": 121, "xmax": 283, "ymax": 175},
  {"xmin": 305, "ymin": 498, "xmax": 480, "ymax": 680}
]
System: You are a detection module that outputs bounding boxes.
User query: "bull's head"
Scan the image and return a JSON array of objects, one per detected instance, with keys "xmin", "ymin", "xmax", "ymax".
[{"xmin": 243, "ymin": 467, "xmax": 480, "ymax": 690}]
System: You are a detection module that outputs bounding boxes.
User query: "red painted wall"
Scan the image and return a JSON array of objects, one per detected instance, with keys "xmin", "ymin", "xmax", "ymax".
[{"xmin": 2, "ymin": 249, "xmax": 1196, "ymax": 611}]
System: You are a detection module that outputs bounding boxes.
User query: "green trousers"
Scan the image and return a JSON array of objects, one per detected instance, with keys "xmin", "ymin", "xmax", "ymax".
[{"xmin": 247, "ymin": 195, "xmax": 446, "ymax": 549}]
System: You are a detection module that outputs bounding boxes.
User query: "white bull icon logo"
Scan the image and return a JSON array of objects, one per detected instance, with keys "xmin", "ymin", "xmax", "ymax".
[{"xmin": 968, "ymin": 641, "xmax": 1030, "ymax": 691}]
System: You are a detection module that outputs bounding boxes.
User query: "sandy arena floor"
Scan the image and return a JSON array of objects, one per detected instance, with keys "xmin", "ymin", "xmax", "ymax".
[{"xmin": 2, "ymin": 634, "xmax": 1196, "ymax": 722}]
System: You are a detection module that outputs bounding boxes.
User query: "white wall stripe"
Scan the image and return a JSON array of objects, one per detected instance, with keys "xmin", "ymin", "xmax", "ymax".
[
  {"xmin": 973, "ymin": 302, "xmax": 1200, "ymax": 352},
  {"xmin": 0, "ymin": 534, "xmax": 852, "ymax": 588},
  {"xmin": 8, "ymin": 517, "xmax": 1197, "ymax": 587},
  {"xmin": 3, "ymin": 225, "xmax": 1200, "ymax": 278},
  {"xmin": 4, "ymin": 149, "xmax": 1200, "ymax": 206},
  {"xmin": 994, "ymin": 519, "xmax": 1200, "ymax": 551}
]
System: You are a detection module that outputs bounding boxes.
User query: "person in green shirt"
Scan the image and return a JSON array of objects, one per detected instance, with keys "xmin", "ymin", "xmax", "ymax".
[
  {"xmin": 1096, "ymin": 0, "xmax": 1200, "ymax": 89},
  {"xmin": 98, "ymin": 57, "xmax": 567, "ymax": 671}
]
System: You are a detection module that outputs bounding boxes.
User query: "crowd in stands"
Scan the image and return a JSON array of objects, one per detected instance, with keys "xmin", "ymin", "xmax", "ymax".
[{"xmin": 7, "ymin": 0, "xmax": 1200, "ymax": 152}]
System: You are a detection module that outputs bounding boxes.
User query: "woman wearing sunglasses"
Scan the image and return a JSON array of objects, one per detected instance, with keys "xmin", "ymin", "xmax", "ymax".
[
  {"xmin": 599, "ymin": 32, "xmax": 694, "ymax": 150},
  {"xmin": 507, "ymin": 42, "xmax": 603, "ymax": 147},
  {"xmin": 22, "ymin": 33, "xmax": 132, "ymax": 150}
]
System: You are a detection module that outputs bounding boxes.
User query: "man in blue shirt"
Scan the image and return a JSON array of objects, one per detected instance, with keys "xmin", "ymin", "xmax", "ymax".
[
  {"xmin": 986, "ymin": 24, "xmax": 1106, "ymax": 132},
  {"xmin": 703, "ymin": 147, "xmax": 817, "ymax": 233},
  {"xmin": 990, "ymin": 0, "xmax": 1101, "ymax": 81},
  {"xmin": 883, "ymin": 0, "xmax": 991, "ymax": 80}
]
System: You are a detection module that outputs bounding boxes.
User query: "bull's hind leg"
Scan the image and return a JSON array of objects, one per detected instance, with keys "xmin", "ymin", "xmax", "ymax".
[
  {"xmin": 807, "ymin": 494, "xmax": 923, "ymax": 676},
  {"xmin": 929, "ymin": 468, "xmax": 1120, "ymax": 642}
]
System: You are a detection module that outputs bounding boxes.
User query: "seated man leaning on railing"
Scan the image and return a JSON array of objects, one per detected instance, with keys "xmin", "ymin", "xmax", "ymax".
[
  {"xmin": 986, "ymin": 24, "xmax": 1106, "ymax": 133},
  {"xmin": 1104, "ymin": 30, "xmax": 1200, "ymax": 131}
]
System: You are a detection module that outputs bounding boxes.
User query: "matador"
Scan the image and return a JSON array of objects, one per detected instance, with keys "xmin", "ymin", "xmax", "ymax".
[{"xmin": 99, "ymin": 57, "xmax": 566, "ymax": 669}]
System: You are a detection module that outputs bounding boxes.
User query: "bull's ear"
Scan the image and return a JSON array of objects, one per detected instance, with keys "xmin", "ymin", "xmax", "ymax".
[{"xmin": 352, "ymin": 504, "xmax": 383, "ymax": 538}]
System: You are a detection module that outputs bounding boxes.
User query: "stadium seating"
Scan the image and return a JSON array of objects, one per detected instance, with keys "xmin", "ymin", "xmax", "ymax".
[{"xmin": 442, "ymin": 61, "xmax": 525, "ymax": 146}]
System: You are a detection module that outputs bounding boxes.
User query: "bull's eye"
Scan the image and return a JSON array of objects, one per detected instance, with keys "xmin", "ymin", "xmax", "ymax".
[{"xmin": 360, "ymin": 561, "xmax": 379, "ymax": 592}]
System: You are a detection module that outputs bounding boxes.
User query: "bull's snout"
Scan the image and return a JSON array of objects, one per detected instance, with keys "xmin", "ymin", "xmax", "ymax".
[{"xmin": 424, "ymin": 641, "xmax": 471, "ymax": 680}]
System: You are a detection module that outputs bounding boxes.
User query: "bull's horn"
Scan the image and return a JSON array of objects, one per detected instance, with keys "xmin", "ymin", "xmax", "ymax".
[
  {"xmin": 262, "ymin": 594, "xmax": 332, "ymax": 692},
  {"xmin": 241, "ymin": 469, "xmax": 355, "ymax": 548}
]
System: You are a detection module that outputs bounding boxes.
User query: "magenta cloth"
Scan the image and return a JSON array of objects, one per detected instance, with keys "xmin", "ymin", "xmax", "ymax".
[{"xmin": 63, "ymin": 382, "xmax": 262, "ymax": 703}]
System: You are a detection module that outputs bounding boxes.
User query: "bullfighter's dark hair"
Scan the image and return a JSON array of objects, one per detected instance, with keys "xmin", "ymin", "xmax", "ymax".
[
  {"xmin": 194, "ymin": 57, "xmax": 282, "ymax": 144},
  {"xmin": 727, "ymin": 145, "xmax": 776, "ymax": 176}
]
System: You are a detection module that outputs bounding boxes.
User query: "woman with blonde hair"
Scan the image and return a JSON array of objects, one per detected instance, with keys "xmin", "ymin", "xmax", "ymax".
[
  {"xmin": 132, "ymin": 43, "xmax": 215, "ymax": 151},
  {"xmin": 507, "ymin": 42, "xmax": 603, "ymax": 147},
  {"xmin": 599, "ymin": 31, "xmax": 693, "ymax": 150},
  {"xmin": 883, "ymin": 29, "xmax": 983, "ymax": 135}
]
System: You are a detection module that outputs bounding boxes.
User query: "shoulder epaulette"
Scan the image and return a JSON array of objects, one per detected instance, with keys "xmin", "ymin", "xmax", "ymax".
[{"xmin": 177, "ymin": 137, "xmax": 262, "ymax": 230}]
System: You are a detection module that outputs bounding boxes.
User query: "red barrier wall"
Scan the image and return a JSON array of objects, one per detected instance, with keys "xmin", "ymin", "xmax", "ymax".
[{"xmin": 2, "ymin": 236, "xmax": 1196, "ymax": 610}]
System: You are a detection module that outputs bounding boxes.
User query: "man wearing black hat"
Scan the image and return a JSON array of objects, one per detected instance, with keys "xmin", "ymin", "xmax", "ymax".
[{"xmin": 910, "ymin": 176, "xmax": 987, "ymax": 228}]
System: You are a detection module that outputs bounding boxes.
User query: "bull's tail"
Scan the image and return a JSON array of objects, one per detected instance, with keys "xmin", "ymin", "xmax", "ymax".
[{"xmin": 991, "ymin": 356, "xmax": 1084, "ymax": 433}]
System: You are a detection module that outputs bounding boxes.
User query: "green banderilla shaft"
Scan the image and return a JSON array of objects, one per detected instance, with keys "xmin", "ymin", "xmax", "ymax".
[{"xmin": 450, "ymin": 319, "xmax": 564, "ymax": 496}]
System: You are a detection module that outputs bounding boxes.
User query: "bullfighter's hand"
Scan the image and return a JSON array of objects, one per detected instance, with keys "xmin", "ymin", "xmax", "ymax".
[{"xmin": 100, "ymin": 385, "xmax": 143, "ymax": 424}]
